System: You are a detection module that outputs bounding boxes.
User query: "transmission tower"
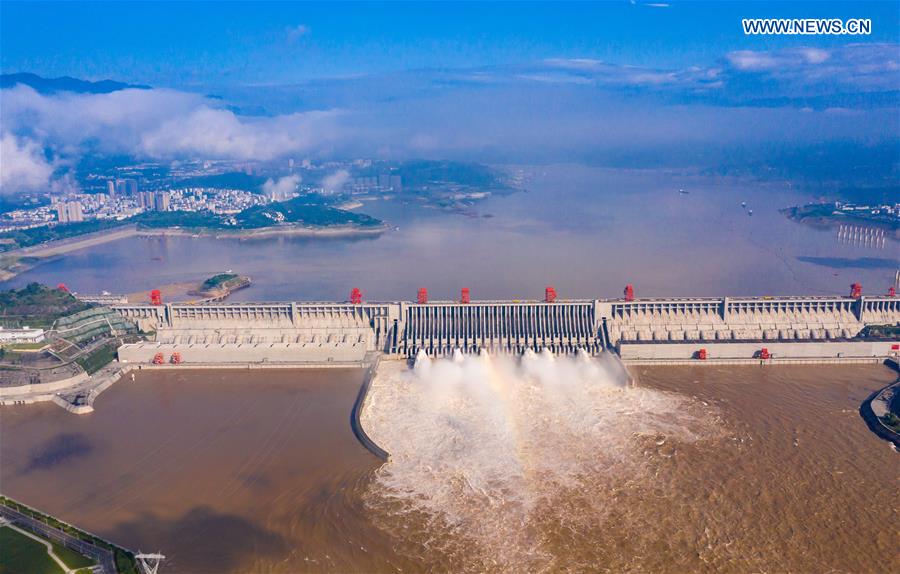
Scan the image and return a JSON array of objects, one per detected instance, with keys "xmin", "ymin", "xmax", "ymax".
[{"xmin": 135, "ymin": 552, "xmax": 165, "ymax": 574}]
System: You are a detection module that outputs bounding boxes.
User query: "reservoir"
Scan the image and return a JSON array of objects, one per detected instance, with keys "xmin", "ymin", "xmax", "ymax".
[
  {"xmin": 1, "ymin": 364, "xmax": 897, "ymax": 573},
  {"xmin": 3, "ymin": 166, "xmax": 897, "ymax": 301}
]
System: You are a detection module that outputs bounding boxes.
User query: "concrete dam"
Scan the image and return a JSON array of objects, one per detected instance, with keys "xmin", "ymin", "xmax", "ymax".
[{"xmin": 113, "ymin": 292, "xmax": 900, "ymax": 365}]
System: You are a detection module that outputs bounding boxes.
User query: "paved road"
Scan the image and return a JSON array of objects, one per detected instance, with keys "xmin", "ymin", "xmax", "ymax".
[{"xmin": 0, "ymin": 505, "xmax": 118, "ymax": 574}]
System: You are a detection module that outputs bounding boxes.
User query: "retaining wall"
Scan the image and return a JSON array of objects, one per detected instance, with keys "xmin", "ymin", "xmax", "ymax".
[{"xmin": 619, "ymin": 340, "xmax": 899, "ymax": 361}]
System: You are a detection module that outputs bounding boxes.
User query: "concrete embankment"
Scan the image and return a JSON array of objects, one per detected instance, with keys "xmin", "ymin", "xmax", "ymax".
[
  {"xmin": 0, "ymin": 372, "xmax": 88, "ymax": 404},
  {"xmin": 9, "ymin": 224, "xmax": 141, "ymax": 258},
  {"xmin": 351, "ymin": 355, "xmax": 389, "ymax": 462},
  {"xmin": 0, "ymin": 360, "xmax": 374, "ymax": 414},
  {"xmin": 8, "ymin": 223, "xmax": 388, "ymax": 259},
  {"xmin": 620, "ymin": 340, "xmax": 899, "ymax": 364},
  {"xmin": 859, "ymin": 359, "xmax": 900, "ymax": 448}
]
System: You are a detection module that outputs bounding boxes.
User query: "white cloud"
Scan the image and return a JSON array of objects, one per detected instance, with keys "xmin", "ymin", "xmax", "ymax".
[
  {"xmin": 726, "ymin": 50, "xmax": 778, "ymax": 71},
  {"xmin": 321, "ymin": 170, "xmax": 349, "ymax": 194},
  {"xmin": 141, "ymin": 107, "xmax": 341, "ymax": 161},
  {"xmin": 0, "ymin": 132, "xmax": 55, "ymax": 194},
  {"xmin": 0, "ymin": 85, "xmax": 345, "ymax": 164},
  {"xmin": 261, "ymin": 174, "xmax": 301, "ymax": 200},
  {"xmin": 542, "ymin": 58, "xmax": 605, "ymax": 71},
  {"xmin": 800, "ymin": 48, "xmax": 830, "ymax": 64}
]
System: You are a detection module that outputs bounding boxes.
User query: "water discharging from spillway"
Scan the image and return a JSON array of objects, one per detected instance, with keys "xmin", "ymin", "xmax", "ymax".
[{"xmin": 361, "ymin": 351, "xmax": 723, "ymax": 572}]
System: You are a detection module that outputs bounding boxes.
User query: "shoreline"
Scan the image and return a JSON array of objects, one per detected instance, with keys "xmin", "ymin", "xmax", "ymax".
[
  {"xmin": 1, "ymin": 354, "xmax": 394, "ymax": 461},
  {"xmin": 859, "ymin": 359, "xmax": 900, "ymax": 448},
  {"xmin": 782, "ymin": 210, "xmax": 900, "ymax": 239},
  {"xmin": 0, "ymin": 360, "xmax": 375, "ymax": 414},
  {"xmin": 0, "ymin": 222, "xmax": 389, "ymax": 282},
  {"xmin": 351, "ymin": 354, "xmax": 390, "ymax": 462}
]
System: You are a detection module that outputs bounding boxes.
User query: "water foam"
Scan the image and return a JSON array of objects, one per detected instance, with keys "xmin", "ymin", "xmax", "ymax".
[{"xmin": 362, "ymin": 352, "xmax": 719, "ymax": 571}]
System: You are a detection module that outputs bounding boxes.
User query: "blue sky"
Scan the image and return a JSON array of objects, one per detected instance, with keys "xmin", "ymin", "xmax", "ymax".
[
  {"xmin": 2, "ymin": 1, "xmax": 898, "ymax": 86},
  {"xmin": 1, "ymin": 2, "xmax": 898, "ymax": 194}
]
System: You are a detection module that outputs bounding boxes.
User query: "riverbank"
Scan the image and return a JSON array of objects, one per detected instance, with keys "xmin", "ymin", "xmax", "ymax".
[
  {"xmin": 0, "ymin": 496, "xmax": 135, "ymax": 574},
  {"xmin": 0, "ymin": 367, "xmax": 392, "ymax": 573},
  {"xmin": 0, "ymin": 359, "xmax": 379, "ymax": 414},
  {"xmin": 781, "ymin": 205, "xmax": 900, "ymax": 238},
  {"xmin": 0, "ymin": 222, "xmax": 390, "ymax": 282},
  {"xmin": 859, "ymin": 359, "xmax": 900, "ymax": 447}
]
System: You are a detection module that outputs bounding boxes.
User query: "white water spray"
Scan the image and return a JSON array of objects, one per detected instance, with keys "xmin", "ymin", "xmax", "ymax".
[{"xmin": 362, "ymin": 352, "xmax": 719, "ymax": 572}]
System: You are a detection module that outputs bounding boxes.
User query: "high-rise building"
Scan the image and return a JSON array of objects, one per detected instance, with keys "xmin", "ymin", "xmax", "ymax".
[
  {"xmin": 55, "ymin": 203, "xmax": 68, "ymax": 224},
  {"xmin": 55, "ymin": 201, "xmax": 83, "ymax": 224},
  {"xmin": 378, "ymin": 173, "xmax": 391, "ymax": 189},
  {"xmin": 137, "ymin": 191, "xmax": 155, "ymax": 209},
  {"xmin": 115, "ymin": 178, "xmax": 138, "ymax": 196},
  {"xmin": 67, "ymin": 201, "xmax": 84, "ymax": 222},
  {"xmin": 106, "ymin": 180, "xmax": 116, "ymax": 199},
  {"xmin": 154, "ymin": 191, "xmax": 170, "ymax": 212},
  {"xmin": 390, "ymin": 175, "xmax": 402, "ymax": 192}
]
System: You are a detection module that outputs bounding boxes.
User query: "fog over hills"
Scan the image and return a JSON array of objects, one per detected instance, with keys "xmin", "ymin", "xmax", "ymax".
[
  {"xmin": 2, "ymin": 40, "xmax": 898, "ymax": 199},
  {"xmin": 0, "ymin": 72, "xmax": 150, "ymax": 94}
]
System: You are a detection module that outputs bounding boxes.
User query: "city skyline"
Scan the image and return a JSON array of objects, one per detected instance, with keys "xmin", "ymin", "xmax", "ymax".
[{"xmin": 2, "ymin": 1, "xmax": 898, "ymax": 198}]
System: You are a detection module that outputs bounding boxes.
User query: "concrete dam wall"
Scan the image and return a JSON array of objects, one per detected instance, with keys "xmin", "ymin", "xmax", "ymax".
[{"xmin": 112, "ymin": 295, "xmax": 899, "ymax": 363}]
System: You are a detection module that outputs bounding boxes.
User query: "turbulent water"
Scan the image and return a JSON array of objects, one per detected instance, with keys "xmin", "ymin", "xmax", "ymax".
[
  {"xmin": 2, "ymin": 364, "xmax": 897, "ymax": 573},
  {"xmin": 362, "ymin": 352, "xmax": 725, "ymax": 572}
]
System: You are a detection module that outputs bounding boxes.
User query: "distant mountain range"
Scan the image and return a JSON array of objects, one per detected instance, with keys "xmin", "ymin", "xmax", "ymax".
[{"xmin": 0, "ymin": 72, "xmax": 150, "ymax": 94}]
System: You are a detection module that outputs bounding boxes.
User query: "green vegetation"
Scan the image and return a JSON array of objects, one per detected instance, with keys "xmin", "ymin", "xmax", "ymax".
[
  {"xmin": 0, "ymin": 218, "xmax": 130, "ymax": 253},
  {"xmin": 1, "ymin": 497, "xmax": 138, "ymax": 574},
  {"xmin": 0, "ymin": 194, "xmax": 382, "ymax": 253},
  {"xmin": 781, "ymin": 203, "xmax": 899, "ymax": 231},
  {"xmin": 132, "ymin": 198, "xmax": 381, "ymax": 230},
  {"xmin": 177, "ymin": 171, "xmax": 267, "ymax": 191},
  {"xmin": 133, "ymin": 210, "xmax": 222, "ymax": 229},
  {"xmin": 881, "ymin": 412, "xmax": 900, "ymax": 433},
  {"xmin": 1, "ymin": 341, "xmax": 47, "ymax": 350},
  {"xmin": 51, "ymin": 541, "xmax": 96, "ymax": 570},
  {"xmin": 75, "ymin": 341, "xmax": 119, "ymax": 374},
  {"xmin": 0, "ymin": 528, "xmax": 95, "ymax": 573},
  {"xmin": 201, "ymin": 273, "xmax": 238, "ymax": 290},
  {"xmin": 236, "ymin": 197, "xmax": 382, "ymax": 228},
  {"xmin": 0, "ymin": 283, "xmax": 91, "ymax": 328},
  {"xmin": 395, "ymin": 160, "xmax": 505, "ymax": 189},
  {"xmin": 0, "ymin": 526, "xmax": 64, "ymax": 574}
]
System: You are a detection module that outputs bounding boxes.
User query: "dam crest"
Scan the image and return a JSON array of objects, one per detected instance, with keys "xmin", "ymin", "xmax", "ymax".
[{"xmin": 112, "ymin": 294, "xmax": 900, "ymax": 364}]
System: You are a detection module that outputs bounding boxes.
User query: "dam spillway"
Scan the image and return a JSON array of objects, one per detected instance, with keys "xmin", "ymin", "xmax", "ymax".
[{"xmin": 111, "ymin": 294, "xmax": 900, "ymax": 364}]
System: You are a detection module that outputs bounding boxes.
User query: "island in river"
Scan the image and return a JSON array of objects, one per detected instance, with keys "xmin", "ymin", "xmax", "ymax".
[{"xmin": 781, "ymin": 202, "xmax": 900, "ymax": 238}]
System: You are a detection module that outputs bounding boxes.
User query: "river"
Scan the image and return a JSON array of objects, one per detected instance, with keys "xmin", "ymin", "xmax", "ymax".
[
  {"xmin": 2, "ymin": 166, "xmax": 896, "ymax": 300},
  {"xmin": 0, "ymin": 364, "xmax": 896, "ymax": 573}
]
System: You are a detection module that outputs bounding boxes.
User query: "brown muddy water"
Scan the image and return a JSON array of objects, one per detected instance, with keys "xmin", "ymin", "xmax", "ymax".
[{"xmin": 1, "ymin": 364, "xmax": 897, "ymax": 573}]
